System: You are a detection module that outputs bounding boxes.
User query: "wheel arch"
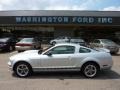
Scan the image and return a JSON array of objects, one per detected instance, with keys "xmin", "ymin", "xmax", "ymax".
[
  {"xmin": 13, "ymin": 61, "xmax": 33, "ymax": 71},
  {"xmin": 80, "ymin": 61, "xmax": 100, "ymax": 71}
]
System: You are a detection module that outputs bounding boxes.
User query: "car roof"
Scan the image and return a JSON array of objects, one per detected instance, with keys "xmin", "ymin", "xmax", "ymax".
[
  {"xmin": 54, "ymin": 43, "xmax": 81, "ymax": 47},
  {"xmin": 54, "ymin": 43, "xmax": 92, "ymax": 50}
]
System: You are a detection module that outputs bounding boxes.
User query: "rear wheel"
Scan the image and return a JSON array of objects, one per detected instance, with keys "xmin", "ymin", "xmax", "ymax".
[
  {"xmin": 14, "ymin": 62, "xmax": 32, "ymax": 77},
  {"xmin": 82, "ymin": 63, "xmax": 99, "ymax": 78}
]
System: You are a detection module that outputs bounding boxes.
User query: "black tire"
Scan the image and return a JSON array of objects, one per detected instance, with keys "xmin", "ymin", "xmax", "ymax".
[
  {"xmin": 81, "ymin": 63, "xmax": 99, "ymax": 78},
  {"xmin": 14, "ymin": 62, "xmax": 32, "ymax": 77}
]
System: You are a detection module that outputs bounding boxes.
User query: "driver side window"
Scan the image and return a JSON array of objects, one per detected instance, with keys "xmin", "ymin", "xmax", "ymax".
[{"xmin": 45, "ymin": 45, "xmax": 75, "ymax": 54}]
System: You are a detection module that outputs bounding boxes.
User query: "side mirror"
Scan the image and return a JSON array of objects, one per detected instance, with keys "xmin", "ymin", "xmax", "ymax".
[
  {"xmin": 38, "ymin": 49, "xmax": 43, "ymax": 54},
  {"xmin": 46, "ymin": 52, "xmax": 52, "ymax": 56}
]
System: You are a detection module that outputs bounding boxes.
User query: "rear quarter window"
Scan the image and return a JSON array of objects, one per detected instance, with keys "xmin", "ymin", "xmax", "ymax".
[{"xmin": 79, "ymin": 47, "xmax": 91, "ymax": 53}]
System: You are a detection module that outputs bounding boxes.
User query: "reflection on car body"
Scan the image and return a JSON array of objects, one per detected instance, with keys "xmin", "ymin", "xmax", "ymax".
[{"xmin": 8, "ymin": 43, "xmax": 113, "ymax": 78}]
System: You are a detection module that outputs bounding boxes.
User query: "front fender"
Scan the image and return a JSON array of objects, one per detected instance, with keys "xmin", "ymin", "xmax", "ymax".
[{"xmin": 11, "ymin": 58, "xmax": 31, "ymax": 71}]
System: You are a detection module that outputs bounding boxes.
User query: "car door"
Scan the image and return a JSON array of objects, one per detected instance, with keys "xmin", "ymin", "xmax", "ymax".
[{"xmin": 40, "ymin": 45, "xmax": 76, "ymax": 68}]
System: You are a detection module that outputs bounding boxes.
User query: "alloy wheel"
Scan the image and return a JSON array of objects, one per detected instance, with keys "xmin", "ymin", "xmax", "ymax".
[
  {"xmin": 16, "ymin": 63, "xmax": 30, "ymax": 77},
  {"xmin": 83, "ymin": 64, "xmax": 97, "ymax": 78}
]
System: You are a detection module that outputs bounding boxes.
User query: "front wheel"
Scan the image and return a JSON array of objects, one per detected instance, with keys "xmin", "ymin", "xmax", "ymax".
[
  {"xmin": 14, "ymin": 62, "xmax": 32, "ymax": 77},
  {"xmin": 82, "ymin": 63, "xmax": 98, "ymax": 78}
]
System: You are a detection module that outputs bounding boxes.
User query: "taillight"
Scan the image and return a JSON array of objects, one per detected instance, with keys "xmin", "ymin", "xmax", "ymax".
[{"xmin": 16, "ymin": 43, "xmax": 33, "ymax": 46}]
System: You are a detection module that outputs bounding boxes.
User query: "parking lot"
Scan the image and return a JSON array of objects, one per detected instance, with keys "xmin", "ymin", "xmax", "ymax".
[{"xmin": 0, "ymin": 51, "xmax": 120, "ymax": 90}]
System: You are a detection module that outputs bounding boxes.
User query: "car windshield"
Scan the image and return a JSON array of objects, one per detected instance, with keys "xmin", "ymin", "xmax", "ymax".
[
  {"xmin": 19, "ymin": 38, "xmax": 33, "ymax": 43},
  {"xmin": 101, "ymin": 39, "xmax": 115, "ymax": 44},
  {"xmin": 0, "ymin": 38, "xmax": 9, "ymax": 42}
]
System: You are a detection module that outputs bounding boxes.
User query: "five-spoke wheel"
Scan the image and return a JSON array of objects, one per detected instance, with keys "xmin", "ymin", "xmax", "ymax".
[
  {"xmin": 14, "ymin": 62, "xmax": 32, "ymax": 77},
  {"xmin": 82, "ymin": 63, "xmax": 99, "ymax": 78}
]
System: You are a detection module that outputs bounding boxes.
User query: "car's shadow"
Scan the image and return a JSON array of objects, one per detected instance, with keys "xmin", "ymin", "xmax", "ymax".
[{"xmin": 12, "ymin": 70, "xmax": 120, "ymax": 80}]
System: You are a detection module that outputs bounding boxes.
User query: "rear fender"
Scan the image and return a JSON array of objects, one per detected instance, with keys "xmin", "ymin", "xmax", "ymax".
[{"xmin": 78, "ymin": 57, "xmax": 101, "ymax": 69}]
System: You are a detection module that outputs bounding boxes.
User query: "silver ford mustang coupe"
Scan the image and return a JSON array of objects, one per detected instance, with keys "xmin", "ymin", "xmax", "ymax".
[{"xmin": 8, "ymin": 43, "xmax": 113, "ymax": 78}]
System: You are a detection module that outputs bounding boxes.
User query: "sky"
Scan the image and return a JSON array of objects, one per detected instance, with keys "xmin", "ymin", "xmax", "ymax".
[{"xmin": 0, "ymin": 0, "xmax": 120, "ymax": 11}]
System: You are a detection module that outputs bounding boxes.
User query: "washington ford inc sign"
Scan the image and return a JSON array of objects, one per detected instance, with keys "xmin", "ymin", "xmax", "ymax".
[{"xmin": 16, "ymin": 16, "xmax": 113, "ymax": 24}]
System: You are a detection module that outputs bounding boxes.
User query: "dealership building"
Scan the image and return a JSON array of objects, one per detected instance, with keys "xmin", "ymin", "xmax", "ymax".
[{"xmin": 0, "ymin": 10, "xmax": 120, "ymax": 44}]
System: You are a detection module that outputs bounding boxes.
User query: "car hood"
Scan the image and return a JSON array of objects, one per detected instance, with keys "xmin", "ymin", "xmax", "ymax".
[
  {"xmin": 23, "ymin": 50, "xmax": 39, "ymax": 54},
  {"xmin": 10, "ymin": 50, "xmax": 39, "ymax": 60}
]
